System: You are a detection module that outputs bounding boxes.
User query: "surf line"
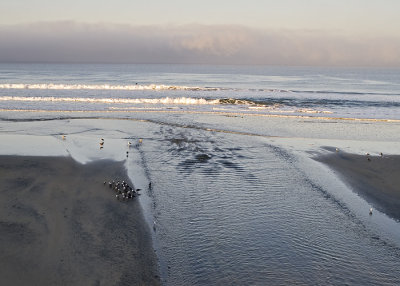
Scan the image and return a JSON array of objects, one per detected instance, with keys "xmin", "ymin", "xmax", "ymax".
[{"xmin": 1, "ymin": 108, "xmax": 400, "ymax": 123}]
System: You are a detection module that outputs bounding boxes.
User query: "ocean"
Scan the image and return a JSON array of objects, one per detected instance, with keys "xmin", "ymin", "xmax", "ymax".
[
  {"xmin": 1, "ymin": 63, "xmax": 400, "ymax": 285},
  {"xmin": 1, "ymin": 64, "xmax": 400, "ymax": 120}
]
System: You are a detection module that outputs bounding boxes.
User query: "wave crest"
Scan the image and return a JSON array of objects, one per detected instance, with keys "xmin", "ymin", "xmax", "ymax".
[
  {"xmin": 0, "ymin": 83, "xmax": 218, "ymax": 91},
  {"xmin": 0, "ymin": 95, "xmax": 220, "ymax": 105},
  {"xmin": 0, "ymin": 95, "xmax": 280, "ymax": 107}
]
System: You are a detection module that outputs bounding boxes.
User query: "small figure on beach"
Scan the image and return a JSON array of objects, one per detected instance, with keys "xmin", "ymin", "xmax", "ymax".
[
  {"xmin": 336, "ymin": 148, "xmax": 339, "ymax": 152},
  {"xmin": 139, "ymin": 138, "xmax": 143, "ymax": 144},
  {"xmin": 369, "ymin": 208, "xmax": 373, "ymax": 215},
  {"xmin": 62, "ymin": 135, "xmax": 66, "ymax": 140}
]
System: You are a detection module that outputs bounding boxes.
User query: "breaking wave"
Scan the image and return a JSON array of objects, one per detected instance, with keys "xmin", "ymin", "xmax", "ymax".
[
  {"xmin": 0, "ymin": 83, "xmax": 290, "ymax": 93},
  {"xmin": 0, "ymin": 83, "xmax": 219, "ymax": 91},
  {"xmin": 0, "ymin": 95, "xmax": 276, "ymax": 107}
]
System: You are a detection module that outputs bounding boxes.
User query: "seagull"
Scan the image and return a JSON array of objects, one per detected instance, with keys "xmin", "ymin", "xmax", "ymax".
[{"xmin": 369, "ymin": 208, "xmax": 373, "ymax": 215}]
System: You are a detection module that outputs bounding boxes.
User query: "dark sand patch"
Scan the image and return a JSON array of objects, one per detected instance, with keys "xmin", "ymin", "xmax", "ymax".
[
  {"xmin": 315, "ymin": 150, "xmax": 400, "ymax": 221},
  {"xmin": 0, "ymin": 155, "xmax": 159, "ymax": 286}
]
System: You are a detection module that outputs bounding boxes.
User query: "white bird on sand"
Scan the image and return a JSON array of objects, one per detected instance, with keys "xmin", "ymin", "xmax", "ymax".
[{"xmin": 369, "ymin": 208, "xmax": 373, "ymax": 215}]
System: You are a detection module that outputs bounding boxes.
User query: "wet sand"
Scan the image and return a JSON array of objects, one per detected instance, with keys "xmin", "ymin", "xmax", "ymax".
[
  {"xmin": 316, "ymin": 149, "xmax": 400, "ymax": 221},
  {"xmin": 0, "ymin": 155, "xmax": 159, "ymax": 286}
]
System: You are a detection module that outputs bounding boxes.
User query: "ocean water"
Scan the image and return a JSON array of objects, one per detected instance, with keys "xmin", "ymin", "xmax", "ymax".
[
  {"xmin": 1, "ymin": 64, "xmax": 400, "ymax": 285},
  {"xmin": 1, "ymin": 64, "xmax": 400, "ymax": 120}
]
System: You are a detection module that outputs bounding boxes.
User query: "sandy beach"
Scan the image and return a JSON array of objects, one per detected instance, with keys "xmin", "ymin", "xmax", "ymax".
[
  {"xmin": 316, "ymin": 149, "xmax": 400, "ymax": 221},
  {"xmin": 1, "ymin": 61, "xmax": 400, "ymax": 285},
  {"xmin": 0, "ymin": 155, "xmax": 159, "ymax": 286}
]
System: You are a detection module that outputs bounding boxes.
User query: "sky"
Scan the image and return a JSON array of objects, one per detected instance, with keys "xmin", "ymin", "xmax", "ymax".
[{"xmin": 1, "ymin": 0, "xmax": 400, "ymax": 66}]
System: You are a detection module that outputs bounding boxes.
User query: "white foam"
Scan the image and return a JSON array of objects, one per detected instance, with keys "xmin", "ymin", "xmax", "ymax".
[
  {"xmin": 0, "ymin": 83, "xmax": 294, "ymax": 94},
  {"xmin": 296, "ymin": 109, "xmax": 333, "ymax": 114},
  {"xmin": 0, "ymin": 83, "xmax": 218, "ymax": 91},
  {"xmin": 0, "ymin": 95, "xmax": 221, "ymax": 105}
]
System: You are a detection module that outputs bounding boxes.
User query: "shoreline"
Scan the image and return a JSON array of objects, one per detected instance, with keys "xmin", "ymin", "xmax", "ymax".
[
  {"xmin": 315, "ymin": 149, "xmax": 400, "ymax": 221},
  {"xmin": 1, "ymin": 108, "xmax": 400, "ymax": 123},
  {"xmin": 0, "ymin": 155, "xmax": 160, "ymax": 285}
]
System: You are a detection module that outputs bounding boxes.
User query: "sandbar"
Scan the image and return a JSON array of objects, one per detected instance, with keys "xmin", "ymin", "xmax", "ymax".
[
  {"xmin": 0, "ymin": 155, "xmax": 159, "ymax": 285},
  {"xmin": 316, "ymin": 149, "xmax": 400, "ymax": 221}
]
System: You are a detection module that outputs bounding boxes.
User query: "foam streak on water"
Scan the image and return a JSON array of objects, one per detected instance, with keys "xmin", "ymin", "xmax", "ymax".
[
  {"xmin": 0, "ymin": 95, "xmax": 219, "ymax": 105},
  {"xmin": 0, "ymin": 83, "xmax": 218, "ymax": 91}
]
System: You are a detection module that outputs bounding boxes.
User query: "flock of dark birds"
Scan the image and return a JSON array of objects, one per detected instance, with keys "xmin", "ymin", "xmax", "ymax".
[
  {"xmin": 104, "ymin": 180, "xmax": 141, "ymax": 202},
  {"xmin": 61, "ymin": 135, "xmax": 145, "ymax": 202},
  {"xmin": 100, "ymin": 138, "xmax": 143, "ymax": 201}
]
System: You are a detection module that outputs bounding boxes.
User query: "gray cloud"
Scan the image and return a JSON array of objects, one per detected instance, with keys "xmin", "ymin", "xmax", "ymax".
[{"xmin": 1, "ymin": 21, "xmax": 399, "ymax": 66}]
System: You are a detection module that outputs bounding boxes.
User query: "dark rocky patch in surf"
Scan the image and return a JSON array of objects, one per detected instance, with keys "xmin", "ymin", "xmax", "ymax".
[{"xmin": 195, "ymin": 153, "xmax": 211, "ymax": 163}]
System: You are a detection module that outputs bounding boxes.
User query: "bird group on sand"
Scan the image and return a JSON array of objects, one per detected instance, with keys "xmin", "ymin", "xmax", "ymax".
[
  {"xmin": 104, "ymin": 180, "xmax": 141, "ymax": 202},
  {"xmin": 335, "ymin": 147, "xmax": 386, "ymax": 162}
]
